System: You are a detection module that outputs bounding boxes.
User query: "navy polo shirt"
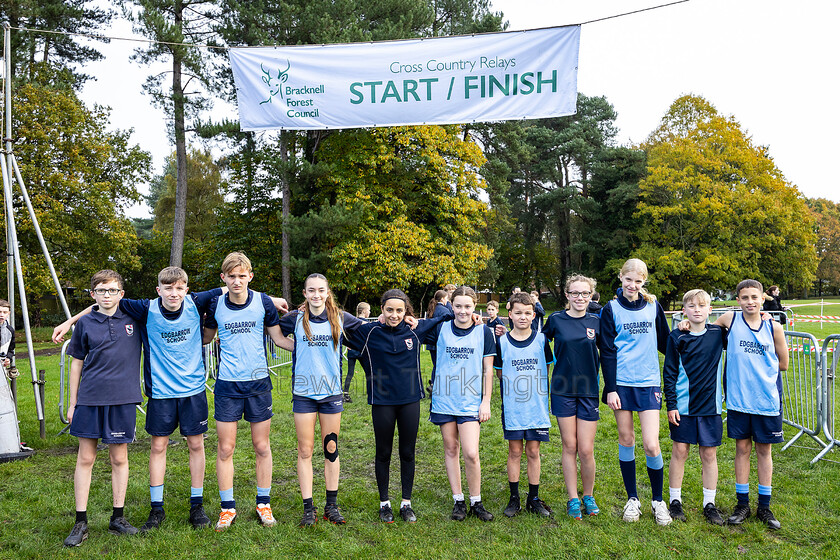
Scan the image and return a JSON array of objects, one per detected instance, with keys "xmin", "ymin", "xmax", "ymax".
[{"xmin": 67, "ymin": 306, "xmax": 142, "ymax": 406}]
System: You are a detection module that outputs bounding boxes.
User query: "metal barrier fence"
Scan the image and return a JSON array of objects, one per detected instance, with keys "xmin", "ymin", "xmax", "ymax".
[
  {"xmin": 813, "ymin": 335, "xmax": 840, "ymax": 463},
  {"xmin": 781, "ymin": 331, "xmax": 827, "ymax": 460}
]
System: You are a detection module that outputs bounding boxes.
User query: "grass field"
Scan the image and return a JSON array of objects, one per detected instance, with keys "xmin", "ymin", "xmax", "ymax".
[{"xmin": 1, "ymin": 310, "xmax": 840, "ymax": 559}]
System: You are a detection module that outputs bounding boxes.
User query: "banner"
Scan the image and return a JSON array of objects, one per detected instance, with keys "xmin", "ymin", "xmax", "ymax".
[{"xmin": 229, "ymin": 26, "xmax": 580, "ymax": 131}]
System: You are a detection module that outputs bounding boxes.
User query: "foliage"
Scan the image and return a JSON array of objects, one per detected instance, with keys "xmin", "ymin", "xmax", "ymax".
[
  {"xmin": 807, "ymin": 198, "xmax": 840, "ymax": 296},
  {"xmin": 636, "ymin": 95, "xmax": 817, "ymax": 307},
  {"xmin": 1, "ymin": 79, "xmax": 150, "ymax": 309},
  {"xmin": 153, "ymin": 148, "xmax": 225, "ymax": 245},
  {"xmin": 304, "ymin": 125, "xmax": 493, "ymax": 303},
  {"xmin": 0, "ymin": 0, "xmax": 113, "ymax": 84}
]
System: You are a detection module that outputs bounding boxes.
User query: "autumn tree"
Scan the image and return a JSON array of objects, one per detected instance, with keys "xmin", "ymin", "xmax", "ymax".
[
  {"xmin": 2, "ymin": 77, "xmax": 150, "ymax": 319},
  {"xmin": 807, "ymin": 198, "xmax": 840, "ymax": 296},
  {"xmin": 636, "ymin": 95, "xmax": 817, "ymax": 307}
]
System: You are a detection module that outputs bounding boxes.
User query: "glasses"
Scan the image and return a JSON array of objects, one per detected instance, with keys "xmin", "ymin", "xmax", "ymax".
[
  {"xmin": 92, "ymin": 288, "xmax": 121, "ymax": 296},
  {"xmin": 567, "ymin": 291, "xmax": 592, "ymax": 299}
]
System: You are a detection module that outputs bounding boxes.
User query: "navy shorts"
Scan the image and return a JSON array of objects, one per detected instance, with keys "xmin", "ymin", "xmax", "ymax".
[
  {"xmin": 214, "ymin": 391, "xmax": 273, "ymax": 423},
  {"xmin": 429, "ymin": 412, "xmax": 480, "ymax": 425},
  {"xmin": 292, "ymin": 394, "xmax": 344, "ymax": 414},
  {"xmin": 727, "ymin": 409, "xmax": 784, "ymax": 444},
  {"xmin": 504, "ymin": 427, "xmax": 550, "ymax": 442},
  {"xmin": 145, "ymin": 392, "xmax": 209, "ymax": 437},
  {"xmin": 669, "ymin": 414, "xmax": 723, "ymax": 447},
  {"xmin": 615, "ymin": 385, "xmax": 662, "ymax": 411},
  {"xmin": 551, "ymin": 395, "xmax": 600, "ymax": 421},
  {"xmin": 70, "ymin": 404, "xmax": 137, "ymax": 444}
]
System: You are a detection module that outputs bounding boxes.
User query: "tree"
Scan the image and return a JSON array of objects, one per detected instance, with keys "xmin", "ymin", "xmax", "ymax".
[
  {"xmin": 2, "ymin": 77, "xmax": 150, "ymax": 319},
  {"xmin": 807, "ymin": 198, "xmax": 840, "ymax": 296},
  {"xmin": 125, "ymin": 0, "xmax": 217, "ymax": 267},
  {"xmin": 300, "ymin": 125, "xmax": 493, "ymax": 303},
  {"xmin": 1, "ymin": 0, "xmax": 113, "ymax": 84},
  {"xmin": 636, "ymin": 95, "xmax": 817, "ymax": 307}
]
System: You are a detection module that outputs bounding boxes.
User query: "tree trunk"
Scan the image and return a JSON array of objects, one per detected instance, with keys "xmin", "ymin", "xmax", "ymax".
[
  {"xmin": 169, "ymin": 0, "xmax": 188, "ymax": 268},
  {"xmin": 280, "ymin": 132, "xmax": 291, "ymax": 302}
]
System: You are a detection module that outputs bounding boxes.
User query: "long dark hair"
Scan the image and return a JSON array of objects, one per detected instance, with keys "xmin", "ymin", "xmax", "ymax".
[
  {"xmin": 426, "ymin": 289, "xmax": 447, "ymax": 318},
  {"xmin": 381, "ymin": 289, "xmax": 415, "ymax": 319}
]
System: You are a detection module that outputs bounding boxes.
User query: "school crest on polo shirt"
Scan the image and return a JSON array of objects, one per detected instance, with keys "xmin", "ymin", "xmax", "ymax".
[
  {"xmin": 586, "ymin": 328, "xmax": 595, "ymax": 340},
  {"xmin": 404, "ymin": 338, "xmax": 414, "ymax": 350},
  {"xmin": 125, "ymin": 324, "xmax": 134, "ymax": 336}
]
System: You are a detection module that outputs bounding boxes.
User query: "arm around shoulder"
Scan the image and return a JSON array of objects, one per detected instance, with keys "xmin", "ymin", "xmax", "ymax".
[{"xmin": 773, "ymin": 321, "xmax": 789, "ymax": 371}]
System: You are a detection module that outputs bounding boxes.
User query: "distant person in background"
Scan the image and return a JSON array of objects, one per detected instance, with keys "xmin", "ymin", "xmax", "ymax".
[
  {"xmin": 426, "ymin": 290, "xmax": 451, "ymax": 392},
  {"xmin": 762, "ymin": 286, "xmax": 787, "ymax": 325},
  {"xmin": 587, "ymin": 292, "xmax": 603, "ymax": 315},
  {"xmin": 343, "ymin": 302, "xmax": 371, "ymax": 403},
  {"xmin": 0, "ymin": 300, "xmax": 16, "ymax": 377},
  {"xmin": 530, "ymin": 291, "xmax": 545, "ymax": 333}
]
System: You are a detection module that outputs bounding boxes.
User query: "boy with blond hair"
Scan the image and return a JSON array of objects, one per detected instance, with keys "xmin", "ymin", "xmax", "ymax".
[{"xmin": 664, "ymin": 289, "xmax": 726, "ymax": 525}]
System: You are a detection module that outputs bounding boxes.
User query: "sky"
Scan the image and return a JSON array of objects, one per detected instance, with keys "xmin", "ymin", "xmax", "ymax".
[{"xmin": 76, "ymin": 0, "xmax": 840, "ymax": 218}]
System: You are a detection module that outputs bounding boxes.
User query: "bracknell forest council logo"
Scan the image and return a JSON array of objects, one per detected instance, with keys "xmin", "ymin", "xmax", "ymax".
[{"xmin": 260, "ymin": 60, "xmax": 291, "ymax": 105}]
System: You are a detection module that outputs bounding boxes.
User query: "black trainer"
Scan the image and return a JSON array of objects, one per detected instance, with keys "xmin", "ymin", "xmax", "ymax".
[
  {"xmin": 703, "ymin": 503, "xmax": 725, "ymax": 526},
  {"xmin": 669, "ymin": 499, "xmax": 686, "ymax": 522},
  {"xmin": 323, "ymin": 503, "xmax": 347, "ymax": 525},
  {"xmin": 469, "ymin": 501, "xmax": 494, "ymax": 522},
  {"xmin": 503, "ymin": 496, "xmax": 521, "ymax": 518},
  {"xmin": 451, "ymin": 500, "xmax": 467, "ymax": 521},
  {"xmin": 379, "ymin": 504, "xmax": 395, "ymax": 523},
  {"xmin": 140, "ymin": 508, "xmax": 166, "ymax": 532},
  {"xmin": 300, "ymin": 506, "xmax": 318, "ymax": 527},
  {"xmin": 526, "ymin": 497, "xmax": 552, "ymax": 517},
  {"xmin": 108, "ymin": 516, "xmax": 139, "ymax": 535},
  {"xmin": 727, "ymin": 503, "xmax": 751, "ymax": 525},
  {"xmin": 399, "ymin": 504, "xmax": 417, "ymax": 522},
  {"xmin": 343, "ymin": 392, "xmax": 352, "ymax": 403},
  {"xmin": 63, "ymin": 521, "xmax": 88, "ymax": 547},
  {"xmin": 189, "ymin": 504, "xmax": 211, "ymax": 529},
  {"xmin": 756, "ymin": 507, "xmax": 781, "ymax": 530}
]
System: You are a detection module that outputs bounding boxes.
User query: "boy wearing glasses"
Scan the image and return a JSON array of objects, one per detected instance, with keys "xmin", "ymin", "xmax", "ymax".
[{"xmin": 62, "ymin": 270, "xmax": 142, "ymax": 546}]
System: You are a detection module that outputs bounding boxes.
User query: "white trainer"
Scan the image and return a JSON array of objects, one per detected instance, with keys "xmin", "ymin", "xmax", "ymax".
[
  {"xmin": 256, "ymin": 503, "xmax": 276, "ymax": 527},
  {"xmin": 652, "ymin": 500, "xmax": 673, "ymax": 526},
  {"xmin": 622, "ymin": 497, "xmax": 642, "ymax": 522}
]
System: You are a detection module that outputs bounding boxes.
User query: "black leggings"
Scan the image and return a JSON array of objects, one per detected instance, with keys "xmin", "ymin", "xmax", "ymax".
[
  {"xmin": 371, "ymin": 401, "xmax": 420, "ymax": 501},
  {"xmin": 343, "ymin": 358, "xmax": 357, "ymax": 393}
]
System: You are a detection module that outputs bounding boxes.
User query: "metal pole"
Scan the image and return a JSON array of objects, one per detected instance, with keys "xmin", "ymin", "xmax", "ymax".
[
  {"xmin": 3, "ymin": 24, "xmax": 16, "ymax": 408},
  {"xmin": 10, "ymin": 156, "xmax": 71, "ymax": 320},
  {"xmin": 0, "ymin": 155, "xmax": 42, "ymax": 424}
]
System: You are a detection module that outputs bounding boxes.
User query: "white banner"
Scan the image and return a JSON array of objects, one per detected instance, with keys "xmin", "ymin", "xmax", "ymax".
[{"xmin": 229, "ymin": 26, "xmax": 580, "ymax": 131}]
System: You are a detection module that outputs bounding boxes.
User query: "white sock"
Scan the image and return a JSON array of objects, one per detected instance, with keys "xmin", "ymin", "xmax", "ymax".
[
  {"xmin": 400, "ymin": 499, "xmax": 411, "ymax": 508},
  {"xmin": 703, "ymin": 487, "xmax": 716, "ymax": 507},
  {"xmin": 380, "ymin": 500, "xmax": 391, "ymax": 508},
  {"xmin": 453, "ymin": 493, "xmax": 464, "ymax": 503},
  {"xmin": 469, "ymin": 495, "xmax": 481, "ymax": 506},
  {"xmin": 669, "ymin": 487, "xmax": 682, "ymax": 504}
]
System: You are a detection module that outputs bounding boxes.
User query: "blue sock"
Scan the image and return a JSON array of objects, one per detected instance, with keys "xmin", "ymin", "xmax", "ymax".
[
  {"xmin": 150, "ymin": 484, "xmax": 164, "ymax": 509},
  {"xmin": 646, "ymin": 453, "xmax": 664, "ymax": 502},
  {"xmin": 758, "ymin": 484, "xmax": 772, "ymax": 508},
  {"xmin": 736, "ymin": 483, "xmax": 750, "ymax": 506},
  {"xmin": 619, "ymin": 445, "xmax": 637, "ymax": 499},
  {"xmin": 257, "ymin": 486, "xmax": 271, "ymax": 505},
  {"xmin": 220, "ymin": 487, "xmax": 235, "ymax": 510},
  {"xmin": 190, "ymin": 487, "xmax": 203, "ymax": 506}
]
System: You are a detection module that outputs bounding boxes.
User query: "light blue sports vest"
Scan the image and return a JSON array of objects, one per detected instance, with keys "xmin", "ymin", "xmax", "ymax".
[
  {"xmin": 432, "ymin": 323, "xmax": 486, "ymax": 415},
  {"xmin": 215, "ymin": 292, "xmax": 269, "ymax": 383},
  {"xmin": 609, "ymin": 299, "xmax": 660, "ymax": 387},
  {"xmin": 293, "ymin": 314, "xmax": 343, "ymax": 399},
  {"xmin": 499, "ymin": 333, "xmax": 550, "ymax": 430},
  {"xmin": 726, "ymin": 313, "xmax": 781, "ymax": 415},
  {"xmin": 147, "ymin": 297, "xmax": 205, "ymax": 398}
]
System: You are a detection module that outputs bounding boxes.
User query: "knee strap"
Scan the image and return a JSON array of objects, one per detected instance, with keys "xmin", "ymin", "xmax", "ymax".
[{"xmin": 324, "ymin": 432, "xmax": 339, "ymax": 462}]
